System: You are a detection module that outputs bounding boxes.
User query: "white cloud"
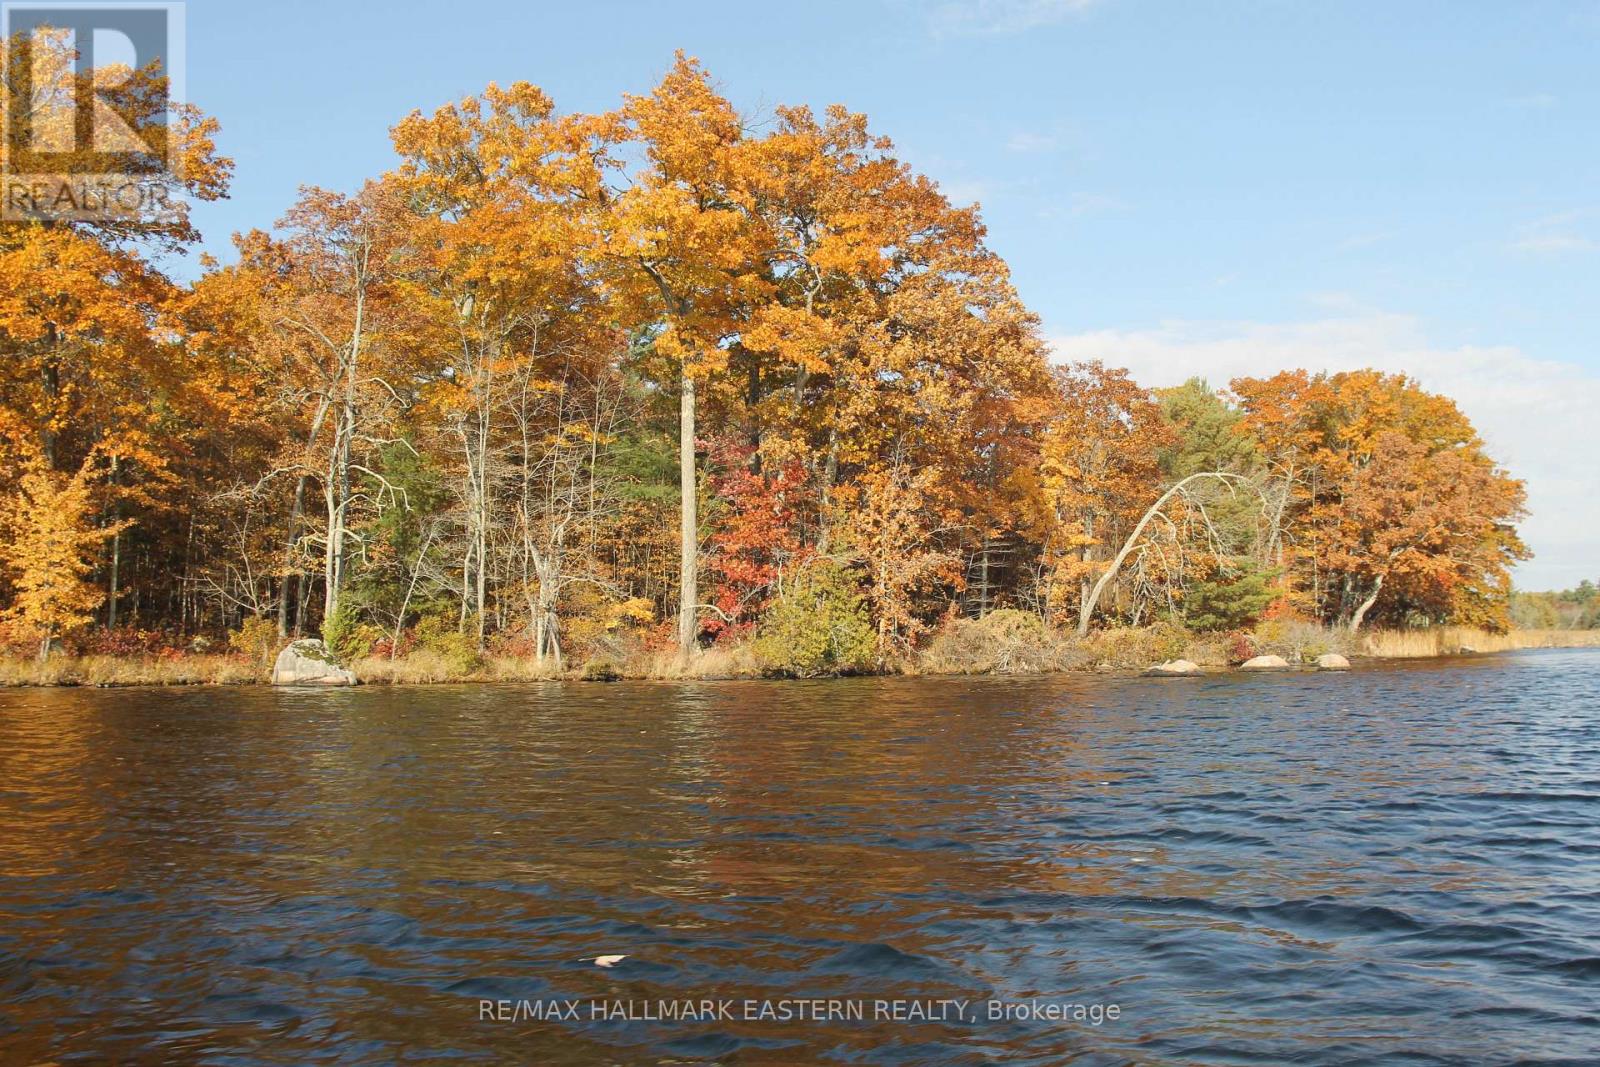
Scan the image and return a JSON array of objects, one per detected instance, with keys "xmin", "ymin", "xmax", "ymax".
[
  {"xmin": 1050, "ymin": 313, "xmax": 1600, "ymax": 590},
  {"xmin": 927, "ymin": 0, "xmax": 1101, "ymax": 37},
  {"xmin": 1065, "ymin": 191, "xmax": 1124, "ymax": 215},
  {"xmin": 938, "ymin": 177, "xmax": 993, "ymax": 206},
  {"xmin": 1511, "ymin": 234, "xmax": 1597, "ymax": 254},
  {"xmin": 1510, "ymin": 211, "xmax": 1597, "ymax": 255}
]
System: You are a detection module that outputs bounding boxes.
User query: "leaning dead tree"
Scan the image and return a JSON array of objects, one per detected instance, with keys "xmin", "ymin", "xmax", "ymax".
[{"xmin": 1075, "ymin": 471, "xmax": 1269, "ymax": 636}]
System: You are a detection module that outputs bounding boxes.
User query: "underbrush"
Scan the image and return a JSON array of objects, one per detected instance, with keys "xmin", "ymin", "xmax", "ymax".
[
  {"xmin": 355, "ymin": 632, "xmax": 768, "ymax": 684},
  {"xmin": 1078, "ymin": 622, "xmax": 1193, "ymax": 671},
  {"xmin": 628, "ymin": 642, "xmax": 768, "ymax": 680},
  {"xmin": 920, "ymin": 609, "xmax": 1084, "ymax": 674},
  {"xmin": 1240, "ymin": 619, "xmax": 1354, "ymax": 663}
]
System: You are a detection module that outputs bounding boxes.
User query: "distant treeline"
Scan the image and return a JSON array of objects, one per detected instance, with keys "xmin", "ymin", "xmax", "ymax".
[
  {"xmin": 1512, "ymin": 583, "xmax": 1600, "ymax": 630},
  {"xmin": 0, "ymin": 41, "xmax": 1529, "ymax": 671}
]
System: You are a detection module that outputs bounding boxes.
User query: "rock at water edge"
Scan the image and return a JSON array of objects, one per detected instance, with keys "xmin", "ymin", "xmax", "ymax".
[
  {"xmin": 271, "ymin": 639, "xmax": 358, "ymax": 686},
  {"xmin": 1145, "ymin": 659, "xmax": 1203, "ymax": 677}
]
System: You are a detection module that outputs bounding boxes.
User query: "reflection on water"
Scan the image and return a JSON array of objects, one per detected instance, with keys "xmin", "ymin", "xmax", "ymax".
[{"xmin": 1, "ymin": 651, "xmax": 1597, "ymax": 1064}]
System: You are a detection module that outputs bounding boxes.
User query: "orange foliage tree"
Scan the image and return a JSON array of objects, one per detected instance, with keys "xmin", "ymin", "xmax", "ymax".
[
  {"xmin": 1232, "ymin": 370, "xmax": 1527, "ymax": 630},
  {"xmin": 0, "ymin": 46, "xmax": 1538, "ymax": 665}
]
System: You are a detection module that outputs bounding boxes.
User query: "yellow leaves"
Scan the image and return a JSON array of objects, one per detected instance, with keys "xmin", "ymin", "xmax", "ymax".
[
  {"xmin": 609, "ymin": 598, "xmax": 655, "ymax": 627},
  {"xmin": 0, "ymin": 443, "xmax": 125, "ymax": 649},
  {"xmin": 742, "ymin": 306, "xmax": 842, "ymax": 375},
  {"xmin": 0, "ymin": 225, "xmax": 161, "ymax": 343},
  {"xmin": 622, "ymin": 53, "xmax": 743, "ymax": 179},
  {"xmin": 1030, "ymin": 362, "xmax": 1172, "ymax": 600},
  {"xmin": 649, "ymin": 323, "xmax": 725, "ymax": 378},
  {"xmin": 0, "ymin": 222, "xmax": 194, "ymax": 475}
]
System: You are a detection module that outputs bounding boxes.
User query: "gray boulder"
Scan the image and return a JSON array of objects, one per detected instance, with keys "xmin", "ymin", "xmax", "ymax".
[
  {"xmin": 1144, "ymin": 659, "xmax": 1203, "ymax": 677},
  {"xmin": 1239, "ymin": 654, "xmax": 1291, "ymax": 672},
  {"xmin": 1315, "ymin": 653, "xmax": 1351, "ymax": 671},
  {"xmin": 271, "ymin": 639, "xmax": 358, "ymax": 686}
]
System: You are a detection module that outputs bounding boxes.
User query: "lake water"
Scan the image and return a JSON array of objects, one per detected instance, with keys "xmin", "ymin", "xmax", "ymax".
[{"xmin": 2, "ymin": 651, "xmax": 1597, "ymax": 1064}]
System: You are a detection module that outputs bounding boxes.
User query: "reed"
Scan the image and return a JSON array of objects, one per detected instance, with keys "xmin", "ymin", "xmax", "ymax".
[
  {"xmin": 1360, "ymin": 627, "xmax": 1600, "ymax": 658},
  {"xmin": 0, "ymin": 654, "xmax": 262, "ymax": 687}
]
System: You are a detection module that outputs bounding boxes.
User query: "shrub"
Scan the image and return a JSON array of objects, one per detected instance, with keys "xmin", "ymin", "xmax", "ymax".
[
  {"xmin": 1183, "ymin": 560, "xmax": 1281, "ymax": 631},
  {"xmin": 1250, "ymin": 618, "xmax": 1350, "ymax": 663},
  {"xmin": 74, "ymin": 626, "xmax": 173, "ymax": 657},
  {"xmin": 579, "ymin": 657, "xmax": 622, "ymax": 681},
  {"xmin": 561, "ymin": 592, "xmax": 656, "ymax": 662},
  {"xmin": 1083, "ymin": 621, "xmax": 1191, "ymax": 669},
  {"xmin": 409, "ymin": 613, "xmax": 481, "ymax": 675},
  {"xmin": 754, "ymin": 560, "xmax": 876, "ymax": 677},
  {"xmin": 322, "ymin": 602, "xmax": 387, "ymax": 664},
  {"xmin": 229, "ymin": 616, "xmax": 283, "ymax": 671},
  {"xmin": 922, "ymin": 608, "xmax": 1080, "ymax": 674}
]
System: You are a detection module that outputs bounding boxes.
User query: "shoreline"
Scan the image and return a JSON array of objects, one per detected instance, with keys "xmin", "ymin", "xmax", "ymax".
[{"xmin": 3, "ymin": 629, "xmax": 1597, "ymax": 690}]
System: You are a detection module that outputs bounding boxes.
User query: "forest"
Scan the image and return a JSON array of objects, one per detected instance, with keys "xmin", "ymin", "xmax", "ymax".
[
  {"xmin": 0, "ymin": 45, "xmax": 1533, "ymax": 678},
  {"xmin": 1511, "ymin": 582, "xmax": 1600, "ymax": 631}
]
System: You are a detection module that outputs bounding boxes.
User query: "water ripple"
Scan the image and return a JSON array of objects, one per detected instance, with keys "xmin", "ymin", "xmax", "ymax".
[{"xmin": 1, "ymin": 649, "xmax": 1598, "ymax": 1063}]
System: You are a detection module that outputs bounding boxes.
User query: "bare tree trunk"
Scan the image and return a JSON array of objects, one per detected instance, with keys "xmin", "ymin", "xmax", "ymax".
[
  {"xmin": 322, "ymin": 448, "xmax": 341, "ymax": 625},
  {"xmin": 321, "ymin": 267, "xmax": 366, "ymax": 627},
  {"xmin": 1076, "ymin": 511, "xmax": 1095, "ymax": 624},
  {"xmin": 106, "ymin": 456, "xmax": 121, "ymax": 629},
  {"xmin": 278, "ymin": 393, "xmax": 330, "ymax": 638},
  {"xmin": 678, "ymin": 373, "xmax": 698, "ymax": 654},
  {"xmin": 473, "ymin": 417, "xmax": 489, "ymax": 649},
  {"xmin": 391, "ymin": 526, "xmax": 436, "ymax": 660},
  {"xmin": 322, "ymin": 397, "xmax": 352, "ymax": 624},
  {"xmin": 1348, "ymin": 573, "xmax": 1385, "ymax": 633},
  {"xmin": 278, "ymin": 474, "xmax": 307, "ymax": 637},
  {"xmin": 1076, "ymin": 472, "xmax": 1253, "ymax": 636}
]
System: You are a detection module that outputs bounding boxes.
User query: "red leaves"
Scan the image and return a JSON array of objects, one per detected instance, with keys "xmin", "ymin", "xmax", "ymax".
[{"xmin": 705, "ymin": 441, "xmax": 812, "ymax": 638}]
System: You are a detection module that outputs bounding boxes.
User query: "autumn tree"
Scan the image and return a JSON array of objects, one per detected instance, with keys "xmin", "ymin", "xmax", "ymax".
[
  {"xmin": 0, "ymin": 443, "xmax": 127, "ymax": 658},
  {"xmin": 599, "ymin": 55, "xmax": 765, "ymax": 654},
  {"xmin": 1232, "ymin": 370, "xmax": 1527, "ymax": 630},
  {"xmin": 0, "ymin": 26, "xmax": 230, "ymax": 637},
  {"xmin": 224, "ymin": 182, "xmax": 423, "ymax": 633},
  {"xmin": 704, "ymin": 442, "xmax": 812, "ymax": 636},
  {"xmin": 1027, "ymin": 362, "xmax": 1172, "ymax": 627},
  {"xmin": 2, "ymin": 48, "xmax": 1537, "ymax": 665},
  {"xmin": 392, "ymin": 82, "xmax": 613, "ymax": 652},
  {"xmin": 728, "ymin": 96, "xmax": 1056, "ymax": 648}
]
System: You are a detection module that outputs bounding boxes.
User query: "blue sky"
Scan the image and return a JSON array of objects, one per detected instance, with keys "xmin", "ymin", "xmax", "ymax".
[{"xmin": 179, "ymin": 0, "xmax": 1599, "ymax": 588}]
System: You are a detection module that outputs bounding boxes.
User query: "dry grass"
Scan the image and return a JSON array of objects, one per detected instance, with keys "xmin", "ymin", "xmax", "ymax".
[
  {"xmin": 622, "ymin": 642, "xmax": 767, "ymax": 680},
  {"xmin": 1078, "ymin": 624, "xmax": 1192, "ymax": 671},
  {"xmin": 351, "ymin": 651, "xmax": 562, "ymax": 685},
  {"xmin": 350, "ymin": 642, "xmax": 766, "ymax": 684},
  {"xmin": 920, "ymin": 610, "xmax": 1086, "ymax": 675},
  {"xmin": 5, "ymin": 624, "xmax": 1596, "ymax": 688},
  {"xmin": 1360, "ymin": 627, "xmax": 1600, "ymax": 658},
  {"xmin": 0, "ymin": 654, "xmax": 262, "ymax": 687}
]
